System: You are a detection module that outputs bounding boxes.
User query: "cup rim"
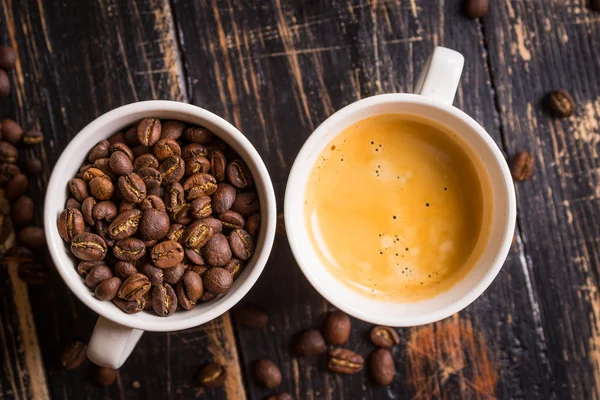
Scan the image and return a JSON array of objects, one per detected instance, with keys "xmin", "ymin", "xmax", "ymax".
[
  {"xmin": 284, "ymin": 93, "xmax": 516, "ymax": 326},
  {"xmin": 44, "ymin": 100, "xmax": 277, "ymax": 331}
]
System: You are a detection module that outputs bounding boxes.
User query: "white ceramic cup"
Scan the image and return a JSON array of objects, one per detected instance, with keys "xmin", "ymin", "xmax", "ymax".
[
  {"xmin": 285, "ymin": 47, "xmax": 516, "ymax": 327},
  {"xmin": 44, "ymin": 101, "xmax": 276, "ymax": 368}
]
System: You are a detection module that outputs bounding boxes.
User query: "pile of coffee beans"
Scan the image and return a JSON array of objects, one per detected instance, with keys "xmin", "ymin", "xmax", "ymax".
[{"xmin": 57, "ymin": 118, "xmax": 260, "ymax": 317}]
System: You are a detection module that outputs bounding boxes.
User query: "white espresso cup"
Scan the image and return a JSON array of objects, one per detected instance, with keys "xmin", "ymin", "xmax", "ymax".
[
  {"xmin": 44, "ymin": 101, "xmax": 276, "ymax": 368},
  {"xmin": 285, "ymin": 47, "xmax": 516, "ymax": 327}
]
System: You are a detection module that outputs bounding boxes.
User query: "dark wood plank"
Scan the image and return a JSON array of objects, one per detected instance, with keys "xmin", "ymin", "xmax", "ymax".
[
  {"xmin": 0, "ymin": 0, "xmax": 244, "ymax": 399},
  {"xmin": 482, "ymin": 1, "xmax": 600, "ymax": 399},
  {"xmin": 172, "ymin": 0, "xmax": 550, "ymax": 398}
]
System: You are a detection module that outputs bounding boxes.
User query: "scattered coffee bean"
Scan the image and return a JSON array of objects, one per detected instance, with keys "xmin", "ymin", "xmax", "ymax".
[
  {"xmin": 185, "ymin": 155, "xmax": 211, "ymax": 176},
  {"xmin": 202, "ymin": 233, "xmax": 232, "ymax": 266},
  {"xmin": 118, "ymin": 273, "xmax": 151, "ymax": 301},
  {"xmin": 23, "ymin": 129, "xmax": 43, "ymax": 145},
  {"xmin": 114, "ymin": 261, "xmax": 137, "ymax": 279},
  {"xmin": 255, "ymin": 359, "xmax": 281, "ymax": 389},
  {"xmin": 370, "ymin": 326, "xmax": 400, "ymax": 349},
  {"xmin": 231, "ymin": 192, "xmax": 260, "ymax": 216},
  {"xmin": 209, "ymin": 150, "xmax": 227, "ymax": 182},
  {"xmin": 88, "ymin": 140, "xmax": 110, "ymax": 163},
  {"xmin": 510, "ymin": 151, "xmax": 535, "ymax": 182},
  {"xmin": 197, "ymin": 362, "xmax": 226, "ymax": 388},
  {"xmin": 235, "ymin": 304, "xmax": 268, "ymax": 330},
  {"xmin": 140, "ymin": 263, "xmax": 163, "ymax": 285},
  {"xmin": 323, "ymin": 310, "xmax": 351, "ymax": 345},
  {"xmin": 76, "ymin": 260, "xmax": 104, "ymax": 277},
  {"xmin": 60, "ymin": 341, "xmax": 87, "ymax": 370},
  {"xmin": 1, "ymin": 119, "xmax": 23, "ymax": 144},
  {"xmin": 158, "ymin": 155, "xmax": 185, "ymax": 184},
  {"xmin": 0, "ymin": 69, "xmax": 10, "ymax": 97},
  {"xmin": 114, "ymin": 237, "xmax": 146, "ymax": 261},
  {"xmin": 91, "ymin": 364, "xmax": 118, "ymax": 387},
  {"xmin": 245, "ymin": 213, "xmax": 260, "ymax": 238},
  {"xmin": 4, "ymin": 246, "xmax": 34, "ymax": 263},
  {"xmin": 18, "ymin": 262, "xmax": 48, "ymax": 284},
  {"xmin": 176, "ymin": 270, "xmax": 203, "ymax": 310},
  {"xmin": 226, "ymin": 159, "xmax": 252, "ymax": 188},
  {"xmin": 17, "ymin": 226, "xmax": 46, "ymax": 249},
  {"xmin": 12, "ymin": 195, "xmax": 35, "ymax": 226},
  {"xmin": 0, "ymin": 46, "xmax": 16, "ymax": 70},
  {"xmin": 182, "ymin": 219, "xmax": 213, "ymax": 249},
  {"xmin": 0, "ymin": 141, "xmax": 17, "ymax": 163},
  {"xmin": 267, "ymin": 393, "xmax": 293, "ymax": 400},
  {"xmin": 0, "ymin": 163, "xmax": 20, "ymax": 185},
  {"xmin": 118, "ymin": 173, "xmax": 146, "ymax": 203},
  {"xmin": 183, "ymin": 172, "xmax": 217, "ymax": 199},
  {"xmin": 93, "ymin": 200, "xmax": 118, "ymax": 222},
  {"xmin": 229, "ymin": 229, "xmax": 254, "ymax": 260},
  {"xmin": 95, "ymin": 277, "xmax": 122, "ymax": 301},
  {"xmin": 370, "ymin": 348, "xmax": 395, "ymax": 385},
  {"xmin": 464, "ymin": 0, "xmax": 488, "ymax": 18},
  {"xmin": 548, "ymin": 89, "xmax": 575, "ymax": 118},
  {"xmin": 25, "ymin": 156, "xmax": 42, "ymax": 174},
  {"xmin": 328, "ymin": 348, "xmax": 364, "ymax": 374},
  {"xmin": 137, "ymin": 118, "xmax": 161, "ymax": 146},
  {"xmin": 133, "ymin": 153, "xmax": 159, "ymax": 170},
  {"xmin": 5, "ymin": 173, "xmax": 28, "ymax": 200},
  {"xmin": 109, "ymin": 151, "xmax": 133, "ymax": 175},
  {"xmin": 58, "ymin": 208, "xmax": 85, "ymax": 241},
  {"xmin": 184, "ymin": 127, "xmax": 213, "ymax": 144},
  {"xmin": 182, "ymin": 143, "xmax": 207, "ymax": 159},
  {"xmin": 81, "ymin": 197, "xmax": 96, "ymax": 225},
  {"xmin": 161, "ymin": 120, "xmax": 186, "ymax": 140},
  {"xmin": 203, "ymin": 267, "xmax": 233, "ymax": 294},
  {"xmin": 85, "ymin": 265, "xmax": 113, "ymax": 289},
  {"xmin": 154, "ymin": 137, "xmax": 181, "ymax": 161},
  {"xmin": 152, "ymin": 282, "xmax": 178, "ymax": 316},
  {"xmin": 71, "ymin": 232, "xmax": 107, "ymax": 261},
  {"xmin": 163, "ymin": 263, "xmax": 187, "ymax": 285},
  {"xmin": 212, "ymin": 183, "xmax": 236, "ymax": 214},
  {"xmin": 68, "ymin": 178, "xmax": 89, "ymax": 202},
  {"xmin": 296, "ymin": 329, "xmax": 326, "ymax": 356},
  {"xmin": 151, "ymin": 240, "xmax": 184, "ymax": 268},
  {"xmin": 108, "ymin": 209, "xmax": 142, "ymax": 240}
]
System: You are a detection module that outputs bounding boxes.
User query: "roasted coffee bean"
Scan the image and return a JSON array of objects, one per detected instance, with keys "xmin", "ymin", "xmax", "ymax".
[
  {"xmin": 132, "ymin": 145, "xmax": 151, "ymax": 158},
  {"xmin": 118, "ymin": 200, "xmax": 136, "ymax": 214},
  {"xmin": 176, "ymin": 270, "xmax": 203, "ymax": 310},
  {"xmin": 370, "ymin": 349, "xmax": 395, "ymax": 385},
  {"xmin": 141, "ymin": 263, "xmax": 164, "ymax": 286},
  {"xmin": 185, "ymin": 246, "xmax": 205, "ymax": 265},
  {"xmin": 108, "ymin": 131, "xmax": 126, "ymax": 145},
  {"xmin": 209, "ymin": 150, "xmax": 227, "ymax": 182},
  {"xmin": 82, "ymin": 167, "xmax": 107, "ymax": 182},
  {"xmin": 173, "ymin": 205, "xmax": 192, "ymax": 225},
  {"xmin": 464, "ymin": 0, "xmax": 488, "ymax": 18},
  {"xmin": 76, "ymin": 260, "xmax": 104, "ymax": 277},
  {"xmin": 81, "ymin": 197, "xmax": 96, "ymax": 225},
  {"xmin": 183, "ymin": 219, "xmax": 213, "ymax": 249},
  {"xmin": 166, "ymin": 183, "xmax": 185, "ymax": 213},
  {"xmin": 199, "ymin": 290, "xmax": 217, "ymax": 302},
  {"xmin": 109, "ymin": 151, "xmax": 133, "ymax": 175},
  {"xmin": 190, "ymin": 264, "xmax": 208, "ymax": 276},
  {"xmin": 91, "ymin": 365, "xmax": 118, "ymax": 387},
  {"xmin": 220, "ymin": 211, "xmax": 245, "ymax": 230},
  {"xmin": 85, "ymin": 265, "xmax": 113, "ymax": 288},
  {"xmin": 95, "ymin": 276, "xmax": 122, "ymax": 301},
  {"xmin": 71, "ymin": 232, "xmax": 107, "ymax": 261},
  {"xmin": 89, "ymin": 176, "xmax": 114, "ymax": 200},
  {"xmin": 370, "ymin": 326, "xmax": 400, "ymax": 349},
  {"xmin": 18, "ymin": 226, "xmax": 46, "ymax": 249},
  {"xmin": 163, "ymin": 263, "xmax": 187, "ymax": 285},
  {"xmin": 226, "ymin": 160, "xmax": 252, "ymax": 188},
  {"xmin": 203, "ymin": 267, "xmax": 233, "ymax": 294},
  {"xmin": 0, "ymin": 70, "xmax": 10, "ymax": 97},
  {"xmin": 114, "ymin": 261, "xmax": 138, "ymax": 279},
  {"xmin": 0, "ymin": 46, "xmax": 16, "ymax": 70},
  {"xmin": 118, "ymin": 273, "xmax": 151, "ymax": 300},
  {"xmin": 139, "ymin": 209, "xmax": 170, "ymax": 240},
  {"xmin": 137, "ymin": 167, "xmax": 162, "ymax": 189},
  {"xmin": 183, "ymin": 126, "xmax": 213, "ymax": 144},
  {"xmin": 296, "ymin": 329, "xmax": 326, "ymax": 356},
  {"xmin": 328, "ymin": 348, "xmax": 364, "ymax": 374},
  {"xmin": 202, "ymin": 234, "xmax": 232, "ymax": 266},
  {"xmin": 0, "ymin": 163, "xmax": 20, "ymax": 185},
  {"xmin": 235, "ymin": 304, "xmax": 268, "ymax": 330},
  {"xmin": 190, "ymin": 195, "xmax": 212, "ymax": 219},
  {"xmin": 148, "ymin": 185, "xmax": 165, "ymax": 197},
  {"xmin": 108, "ymin": 209, "xmax": 142, "ymax": 239},
  {"xmin": 110, "ymin": 142, "xmax": 135, "ymax": 161},
  {"xmin": 231, "ymin": 192, "xmax": 260, "ymax": 217},
  {"xmin": 133, "ymin": 153, "xmax": 159, "ymax": 170},
  {"xmin": 114, "ymin": 238, "xmax": 146, "ymax": 261},
  {"xmin": 245, "ymin": 213, "xmax": 260, "ymax": 238},
  {"xmin": 23, "ymin": 129, "xmax": 43, "ymax": 145},
  {"xmin": 183, "ymin": 173, "xmax": 217, "ymax": 200},
  {"xmin": 25, "ymin": 156, "xmax": 42, "ymax": 174},
  {"xmin": 323, "ymin": 310, "xmax": 351, "ymax": 345},
  {"xmin": 5, "ymin": 246, "xmax": 35, "ymax": 263},
  {"xmin": 58, "ymin": 208, "xmax": 85, "ymax": 241},
  {"xmin": 18, "ymin": 262, "xmax": 48, "ymax": 284},
  {"xmin": 151, "ymin": 240, "xmax": 184, "ymax": 268},
  {"xmin": 224, "ymin": 258, "xmax": 243, "ymax": 280},
  {"xmin": 118, "ymin": 173, "xmax": 146, "ymax": 203},
  {"xmin": 197, "ymin": 363, "xmax": 226, "ymax": 388},
  {"xmin": 205, "ymin": 217, "xmax": 223, "ymax": 233},
  {"xmin": 154, "ymin": 137, "xmax": 181, "ymax": 161},
  {"xmin": 124, "ymin": 126, "xmax": 140, "ymax": 146},
  {"xmin": 5, "ymin": 173, "xmax": 28, "ymax": 200},
  {"xmin": 266, "ymin": 393, "xmax": 293, "ymax": 400},
  {"xmin": 229, "ymin": 229, "xmax": 254, "ymax": 260},
  {"xmin": 510, "ymin": 151, "xmax": 535, "ymax": 182},
  {"xmin": 548, "ymin": 89, "xmax": 574, "ymax": 118},
  {"xmin": 12, "ymin": 195, "xmax": 35, "ymax": 226},
  {"xmin": 93, "ymin": 157, "xmax": 113, "ymax": 176},
  {"xmin": 137, "ymin": 118, "xmax": 161, "ymax": 146},
  {"xmin": 95, "ymin": 220, "xmax": 114, "ymax": 247},
  {"xmin": 158, "ymin": 156, "xmax": 185, "ymax": 184},
  {"xmin": 254, "ymin": 359, "xmax": 281, "ymax": 389},
  {"xmin": 60, "ymin": 341, "xmax": 87, "ymax": 370},
  {"xmin": 65, "ymin": 197, "xmax": 82, "ymax": 210},
  {"xmin": 92, "ymin": 201, "xmax": 118, "ymax": 222},
  {"xmin": 1, "ymin": 119, "xmax": 23, "ymax": 144},
  {"xmin": 152, "ymin": 283, "xmax": 178, "ymax": 316},
  {"xmin": 212, "ymin": 183, "xmax": 236, "ymax": 214},
  {"xmin": 161, "ymin": 120, "xmax": 186, "ymax": 140},
  {"xmin": 0, "ymin": 196, "xmax": 8, "ymax": 215},
  {"xmin": 113, "ymin": 297, "xmax": 145, "ymax": 314},
  {"xmin": 185, "ymin": 155, "xmax": 211, "ymax": 176},
  {"xmin": 88, "ymin": 140, "xmax": 110, "ymax": 163},
  {"xmin": 182, "ymin": 143, "xmax": 207, "ymax": 159},
  {"xmin": 166, "ymin": 223, "xmax": 185, "ymax": 243}
]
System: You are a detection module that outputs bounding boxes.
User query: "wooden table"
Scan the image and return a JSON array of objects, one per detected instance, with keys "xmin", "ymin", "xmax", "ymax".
[{"xmin": 1, "ymin": 0, "xmax": 599, "ymax": 398}]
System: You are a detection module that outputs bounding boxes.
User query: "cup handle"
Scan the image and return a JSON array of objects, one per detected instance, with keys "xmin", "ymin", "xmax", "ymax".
[
  {"xmin": 414, "ymin": 46, "xmax": 465, "ymax": 105},
  {"xmin": 87, "ymin": 316, "xmax": 144, "ymax": 368}
]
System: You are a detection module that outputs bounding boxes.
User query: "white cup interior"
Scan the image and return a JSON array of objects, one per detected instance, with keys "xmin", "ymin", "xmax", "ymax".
[
  {"xmin": 285, "ymin": 94, "xmax": 516, "ymax": 326},
  {"xmin": 44, "ymin": 101, "xmax": 276, "ymax": 332}
]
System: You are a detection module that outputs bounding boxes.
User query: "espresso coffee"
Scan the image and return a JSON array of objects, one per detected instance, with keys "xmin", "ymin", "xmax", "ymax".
[{"xmin": 304, "ymin": 114, "xmax": 492, "ymax": 302}]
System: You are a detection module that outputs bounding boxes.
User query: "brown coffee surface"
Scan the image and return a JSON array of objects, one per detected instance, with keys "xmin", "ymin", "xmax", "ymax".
[{"xmin": 304, "ymin": 114, "xmax": 492, "ymax": 302}]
